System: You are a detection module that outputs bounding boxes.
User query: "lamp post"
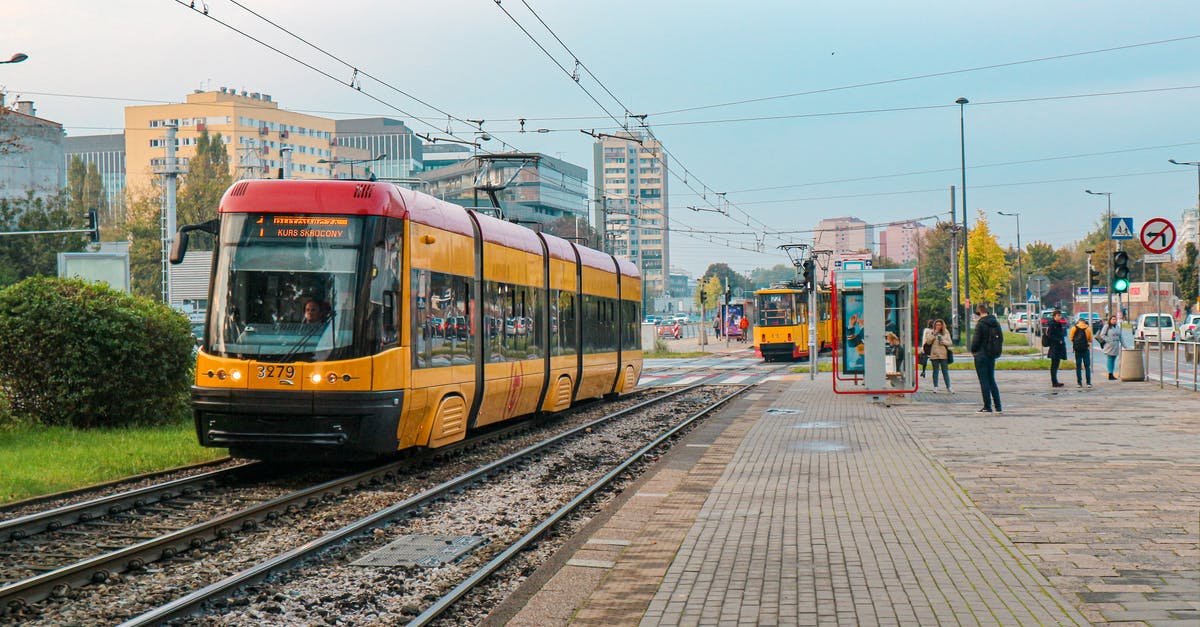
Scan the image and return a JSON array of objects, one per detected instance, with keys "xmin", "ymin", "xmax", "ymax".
[
  {"xmin": 0, "ymin": 53, "xmax": 28, "ymax": 65},
  {"xmin": 997, "ymin": 210, "xmax": 1025, "ymax": 339},
  {"xmin": 956, "ymin": 97, "xmax": 971, "ymax": 344},
  {"xmin": 1168, "ymin": 159, "xmax": 1200, "ymax": 313},
  {"xmin": 318, "ymin": 153, "xmax": 386, "ymax": 180},
  {"xmin": 1085, "ymin": 189, "xmax": 1113, "ymax": 317}
]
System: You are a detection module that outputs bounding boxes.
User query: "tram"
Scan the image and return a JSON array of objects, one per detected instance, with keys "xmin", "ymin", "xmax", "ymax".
[
  {"xmin": 171, "ymin": 179, "xmax": 642, "ymax": 460},
  {"xmin": 752, "ymin": 283, "xmax": 832, "ymax": 361}
]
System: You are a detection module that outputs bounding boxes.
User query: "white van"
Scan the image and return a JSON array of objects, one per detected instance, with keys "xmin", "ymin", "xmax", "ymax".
[{"xmin": 1133, "ymin": 313, "xmax": 1176, "ymax": 347}]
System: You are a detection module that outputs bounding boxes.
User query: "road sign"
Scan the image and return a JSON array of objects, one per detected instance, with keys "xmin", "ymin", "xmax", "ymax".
[
  {"xmin": 1028, "ymin": 273, "xmax": 1050, "ymax": 297},
  {"xmin": 1110, "ymin": 217, "xmax": 1134, "ymax": 240},
  {"xmin": 1142, "ymin": 253, "xmax": 1172, "ymax": 263},
  {"xmin": 1140, "ymin": 217, "xmax": 1176, "ymax": 254}
]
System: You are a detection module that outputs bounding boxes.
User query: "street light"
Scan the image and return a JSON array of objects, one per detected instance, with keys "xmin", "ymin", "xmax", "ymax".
[
  {"xmin": 1168, "ymin": 158, "xmax": 1200, "ymax": 312},
  {"xmin": 0, "ymin": 53, "xmax": 28, "ymax": 65},
  {"xmin": 956, "ymin": 96, "xmax": 971, "ymax": 344},
  {"xmin": 317, "ymin": 153, "xmax": 386, "ymax": 180},
  {"xmin": 1085, "ymin": 189, "xmax": 1113, "ymax": 316},
  {"xmin": 997, "ymin": 210, "xmax": 1024, "ymax": 319}
]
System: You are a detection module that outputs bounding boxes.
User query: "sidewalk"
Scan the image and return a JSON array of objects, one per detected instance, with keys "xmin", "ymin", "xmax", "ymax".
[{"xmin": 498, "ymin": 366, "xmax": 1200, "ymax": 625}]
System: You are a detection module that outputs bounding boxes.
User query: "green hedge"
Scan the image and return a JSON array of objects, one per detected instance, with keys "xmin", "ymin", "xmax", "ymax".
[{"xmin": 0, "ymin": 277, "xmax": 193, "ymax": 428}]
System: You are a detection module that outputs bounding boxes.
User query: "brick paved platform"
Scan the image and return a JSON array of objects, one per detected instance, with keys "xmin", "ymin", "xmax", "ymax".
[{"xmin": 494, "ymin": 369, "xmax": 1200, "ymax": 626}]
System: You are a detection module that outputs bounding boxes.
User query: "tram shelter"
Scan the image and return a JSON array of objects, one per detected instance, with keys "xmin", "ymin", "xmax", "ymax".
[{"xmin": 831, "ymin": 267, "xmax": 918, "ymax": 396}]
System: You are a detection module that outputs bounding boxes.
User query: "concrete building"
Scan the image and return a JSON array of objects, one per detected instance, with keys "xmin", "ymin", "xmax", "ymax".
[
  {"xmin": 0, "ymin": 98, "xmax": 65, "ymax": 197},
  {"xmin": 422, "ymin": 144, "xmax": 472, "ymax": 171},
  {"xmin": 593, "ymin": 131, "xmax": 669, "ymax": 309},
  {"xmin": 333, "ymin": 118, "xmax": 423, "ymax": 182},
  {"xmin": 878, "ymin": 221, "xmax": 929, "ymax": 264},
  {"xmin": 1178, "ymin": 206, "xmax": 1199, "ymax": 256},
  {"xmin": 64, "ymin": 133, "xmax": 126, "ymax": 223},
  {"xmin": 415, "ymin": 152, "xmax": 588, "ymax": 225},
  {"xmin": 124, "ymin": 88, "xmax": 338, "ymax": 193},
  {"xmin": 814, "ymin": 216, "xmax": 873, "ymax": 282}
]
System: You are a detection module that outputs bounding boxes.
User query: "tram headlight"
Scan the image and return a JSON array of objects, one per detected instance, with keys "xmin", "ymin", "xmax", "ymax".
[
  {"xmin": 230, "ymin": 370, "xmax": 242, "ymax": 381},
  {"xmin": 311, "ymin": 373, "xmax": 323, "ymax": 384}
]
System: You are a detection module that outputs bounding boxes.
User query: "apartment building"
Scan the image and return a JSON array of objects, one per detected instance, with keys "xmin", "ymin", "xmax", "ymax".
[
  {"xmin": 878, "ymin": 221, "xmax": 928, "ymax": 264},
  {"xmin": 0, "ymin": 98, "xmax": 65, "ymax": 197}
]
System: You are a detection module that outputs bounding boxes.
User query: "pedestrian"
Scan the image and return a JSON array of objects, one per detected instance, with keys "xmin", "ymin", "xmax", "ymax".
[
  {"xmin": 712, "ymin": 316, "xmax": 720, "ymax": 339},
  {"xmin": 970, "ymin": 304, "xmax": 1004, "ymax": 413},
  {"xmin": 1069, "ymin": 316, "xmax": 1094, "ymax": 388},
  {"xmin": 1045, "ymin": 309, "xmax": 1068, "ymax": 388},
  {"xmin": 925, "ymin": 319, "xmax": 954, "ymax": 393},
  {"xmin": 738, "ymin": 314, "xmax": 749, "ymax": 341},
  {"xmin": 919, "ymin": 319, "xmax": 935, "ymax": 378},
  {"xmin": 1098, "ymin": 314, "xmax": 1122, "ymax": 380}
]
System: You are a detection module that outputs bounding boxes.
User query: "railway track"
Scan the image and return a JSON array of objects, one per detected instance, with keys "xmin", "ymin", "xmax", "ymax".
[
  {"xmin": 110, "ymin": 383, "xmax": 749, "ymax": 626},
  {"xmin": 0, "ymin": 386, "xmax": 690, "ymax": 623}
]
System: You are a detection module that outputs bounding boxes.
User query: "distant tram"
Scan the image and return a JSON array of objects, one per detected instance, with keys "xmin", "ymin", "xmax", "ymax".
[
  {"xmin": 172, "ymin": 179, "xmax": 642, "ymax": 460},
  {"xmin": 752, "ymin": 283, "xmax": 831, "ymax": 361}
]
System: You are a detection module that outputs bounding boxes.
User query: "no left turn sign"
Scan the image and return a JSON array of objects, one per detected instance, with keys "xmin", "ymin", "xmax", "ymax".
[{"xmin": 1140, "ymin": 217, "xmax": 1176, "ymax": 254}]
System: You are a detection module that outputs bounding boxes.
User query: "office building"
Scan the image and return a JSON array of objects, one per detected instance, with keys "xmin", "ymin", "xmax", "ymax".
[
  {"xmin": 334, "ymin": 118, "xmax": 423, "ymax": 182},
  {"xmin": 592, "ymin": 131, "xmax": 669, "ymax": 309},
  {"xmin": 64, "ymin": 133, "xmax": 126, "ymax": 223},
  {"xmin": 1179, "ymin": 206, "xmax": 1199, "ymax": 256},
  {"xmin": 415, "ymin": 152, "xmax": 588, "ymax": 226},
  {"xmin": 0, "ymin": 98, "xmax": 65, "ymax": 197},
  {"xmin": 124, "ymin": 88, "xmax": 338, "ymax": 193},
  {"xmin": 422, "ymin": 144, "xmax": 472, "ymax": 171}
]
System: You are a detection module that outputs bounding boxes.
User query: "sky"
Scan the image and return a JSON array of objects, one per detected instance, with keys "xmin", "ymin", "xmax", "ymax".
[{"xmin": 4, "ymin": 0, "xmax": 1200, "ymax": 278}]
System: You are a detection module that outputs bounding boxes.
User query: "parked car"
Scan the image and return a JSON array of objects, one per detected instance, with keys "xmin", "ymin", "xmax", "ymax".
[
  {"xmin": 643, "ymin": 315, "xmax": 663, "ymax": 325},
  {"xmin": 671, "ymin": 315, "xmax": 692, "ymax": 324},
  {"xmin": 1036, "ymin": 309, "xmax": 1057, "ymax": 336},
  {"xmin": 1133, "ymin": 313, "xmax": 1176, "ymax": 347},
  {"xmin": 447, "ymin": 315, "xmax": 469, "ymax": 340},
  {"xmin": 1009, "ymin": 312, "xmax": 1032, "ymax": 332},
  {"xmin": 1075, "ymin": 312, "xmax": 1103, "ymax": 334},
  {"xmin": 1179, "ymin": 313, "xmax": 1200, "ymax": 342}
]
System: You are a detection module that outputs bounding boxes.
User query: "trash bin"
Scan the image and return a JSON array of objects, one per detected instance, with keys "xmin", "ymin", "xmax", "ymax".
[{"xmin": 1119, "ymin": 347, "xmax": 1144, "ymax": 381}]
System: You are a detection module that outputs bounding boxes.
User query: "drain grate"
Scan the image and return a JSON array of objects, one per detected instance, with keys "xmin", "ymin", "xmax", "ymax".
[{"xmin": 351, "ymin": 534, "xmax": 488, "ymax": 568}]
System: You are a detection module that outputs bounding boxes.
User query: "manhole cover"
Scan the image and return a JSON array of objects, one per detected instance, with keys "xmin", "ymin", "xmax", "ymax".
[
  {"xmin": 764, "ymin": 408, "xmax": 802, "ymax": 415},
  {"xmin": 792, "ymin": 421, "xmax": 844, "ymax": 429},
  {"xmin": 352, "ymin": 534, "xmax": 488, "ymax": 568}
]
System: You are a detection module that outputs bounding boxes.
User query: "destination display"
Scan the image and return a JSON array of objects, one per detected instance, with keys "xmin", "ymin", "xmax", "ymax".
[{"xmin": 242, "ymin": 214, "xmax": 361, "ymax": 243}]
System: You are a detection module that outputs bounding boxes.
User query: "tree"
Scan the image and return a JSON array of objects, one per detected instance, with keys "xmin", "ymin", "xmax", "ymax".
[
  {"xmin": 542, "ymin": 214, "xmax": 599, "ymax": 248},
  {"xmin": 176, "ymin": 130, "xmax": 232, "ymax": 250},
  {"xmin": 67, "ymin": 155, "xmax": 107, "ymax": 230},
  {"xmin": 1025, "ymin": 241, "xmax": 1058, "ymax": 275},
  {"xmin": 700, "ymin": 263, "xmax": 749, "ymax": 293},
  {"xmin": 1177, "ymin": 241, "xmax": 1198, "ymax": 305},
  {"xmin": 121, "ymin": 186, "xmax": 165, "ymax": 300},
  {"xmin": 916, "ymin": 222, "xmax": 954, "ymax": 292},
  {"xmin": 695, "ymin": 275, "xmax": 723, "ymax": 311},
  {"xmin": 0, "ymin": 191, "xmax": 89, "ymax": 288},
  {"xmin": 956, "ymin": 210, "xmax": 1009, "ymax": 307},
  {"xmin": 748, "ymin": 264, "xmax": 795, "ymax": 289}
]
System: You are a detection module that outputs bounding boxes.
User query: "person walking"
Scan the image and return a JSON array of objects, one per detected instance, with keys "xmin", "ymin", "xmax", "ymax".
[
  {"xmin": 738, "ymin": 314, "xmax": 749, "ymax": 342},
  {"xmin": 1045, "ymin": 309, "xmax": 1068, "ymax": 388},
  {"xmin": 1069, "ymin": 316, "xmax": 1094, "ymax": 388},
  {"xmin": 970, "ymin": 304, "xmax": 1004, "ymax": 413},
  {"xmin": 1098, "ymin": 314, "xmax": 1122, "ymax": 380},
  {"xmin": 925, "ymin": 319, "xmax": 953, "ymax": 393},
  {"xmin": 920, "ymin": 320, "xmax": 936, "ymax": 378}
]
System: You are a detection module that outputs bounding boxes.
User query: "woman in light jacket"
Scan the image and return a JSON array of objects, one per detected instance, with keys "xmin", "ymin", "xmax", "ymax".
[
  {"xmin": 1098, "ymin": 314, "xmax": 1122, "ymax": 381},
  {"xmin": 925, "ymin": 319, "xmax": 954, "ymax": 392}
]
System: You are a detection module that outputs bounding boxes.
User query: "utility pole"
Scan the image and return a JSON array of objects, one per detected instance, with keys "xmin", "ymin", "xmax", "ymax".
[
  {"xmin": 156, "ymin": 124, "xmax": 183, "ymax": 305},
  {"xmin": 949, "ymin": 186, "xmax": 960, "ymax": 343}
]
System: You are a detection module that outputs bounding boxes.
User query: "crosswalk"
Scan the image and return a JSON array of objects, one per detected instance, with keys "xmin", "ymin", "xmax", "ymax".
[{"xmin": 638, "ymin": 356, "xmax": 791, "ymax": 387}]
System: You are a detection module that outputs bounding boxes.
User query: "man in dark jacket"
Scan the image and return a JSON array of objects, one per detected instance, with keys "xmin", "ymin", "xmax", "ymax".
[
  {"xmin": 1045, "ymin": 309, "xmax": 1068, "ymax": 388},
  {"xmin": 970, "ymin": 304, "xmax": 1003, "ymax": 413}
]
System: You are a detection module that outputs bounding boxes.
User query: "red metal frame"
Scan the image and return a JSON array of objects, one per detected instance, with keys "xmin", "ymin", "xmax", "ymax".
[{"xmin": 831, "ymin": 269, "xmax": 919, "ymax": 395}]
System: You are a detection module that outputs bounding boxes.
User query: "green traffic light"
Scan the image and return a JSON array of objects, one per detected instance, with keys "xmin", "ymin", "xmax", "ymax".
[{"xmin": 1113, "ymin": 277, "xmax": 1129, "ymax": 293}]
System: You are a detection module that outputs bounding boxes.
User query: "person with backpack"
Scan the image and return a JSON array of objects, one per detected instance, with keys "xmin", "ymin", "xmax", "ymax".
[
  {"xmin": 970, "ymin": 303, "xmax": 1004, "ymax": 413},
  {"xmin": 1098, "ymin": 314, "xmax": 1122, "ymax": 380},
  {"xmin": 1069, "ymin": 316, "xmax": 1094, "ymax": 387}
]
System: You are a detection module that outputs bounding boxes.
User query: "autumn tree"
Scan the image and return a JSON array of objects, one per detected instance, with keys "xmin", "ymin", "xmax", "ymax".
[
  {"xmin": 695, "ymin": 275, "xmax": 723, "ymax": 312},
  {"xmin": 700, "ymin": 262, "xmax": 750, "ymax": 293},
  {"xmin": 956, "ymin": 210, "xmax": 1009, "ymax": 308}
]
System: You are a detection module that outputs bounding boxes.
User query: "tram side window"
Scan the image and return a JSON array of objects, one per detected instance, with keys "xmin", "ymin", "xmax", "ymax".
[
  {"xmin": 582, "ymin": 295, "xmax": 616, "ymax": 354},
  {"xmin": 412, "ymin": 269, "xmax": 473, "ymax": 369},
  {"xmin": 367, "ymin": 221, "xmax": 402, "ymax": 350},
  {"xmin": 621, "ymin": 300, "xmax": 640, "ymax": 350},
  {"xmin": 553, "ymin": 291, "xmax": 576, "ymax": 357}
]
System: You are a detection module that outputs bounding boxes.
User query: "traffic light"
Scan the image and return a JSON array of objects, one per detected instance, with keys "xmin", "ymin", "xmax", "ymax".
[
  {"xmin": 802, "ymin": 258, "xmax": 816, "ymax": 288},
  {"xmin": 699, "ymin": 288, "xmax": 707, "ymax": 306},
  {"xmin": 86, "ymin": 209, "xmax": 100, "ymax": 244},
  {"xmin": 725, "ymin": 288, "xmax": 731, "ymax": 305},
  {"xmin": 1088, "ymin": 264, "xmax": 1100, "ymax": 291},
  {"xmin": 1112, "ymin": 250, "xmax": 1130, "ymax": 293}
]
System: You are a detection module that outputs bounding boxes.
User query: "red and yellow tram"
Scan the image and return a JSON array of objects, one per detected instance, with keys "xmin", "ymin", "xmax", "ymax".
[{"xmin": 172, "ymin": 179, "xmax": 642, "ymax": 459}]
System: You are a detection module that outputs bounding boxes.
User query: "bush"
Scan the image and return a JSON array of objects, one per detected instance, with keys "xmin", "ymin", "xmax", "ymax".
[{"xmin": 0, "ymin": 277, "xmax": 194, "ymax": 428}]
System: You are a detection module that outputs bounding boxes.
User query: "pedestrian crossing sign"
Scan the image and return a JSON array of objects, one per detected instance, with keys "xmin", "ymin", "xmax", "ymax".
[{"xmin": 1110, "ymin": 217, "xmax": 1134, "ymax": 240}]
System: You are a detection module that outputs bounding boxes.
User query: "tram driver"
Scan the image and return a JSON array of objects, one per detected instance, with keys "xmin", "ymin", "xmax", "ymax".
[{"xmin": 302, "ymin": 298, "xmax": 330, "ymax": 324}]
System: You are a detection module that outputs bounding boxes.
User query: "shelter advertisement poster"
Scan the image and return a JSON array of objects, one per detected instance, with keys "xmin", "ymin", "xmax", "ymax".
[
  {"xmin": 840, "ymin": 291, "xmax": 901, "ymax": 375},
  {"xmin": 723, "ymin": 303, "xmax": 745, "ymax": 337}
]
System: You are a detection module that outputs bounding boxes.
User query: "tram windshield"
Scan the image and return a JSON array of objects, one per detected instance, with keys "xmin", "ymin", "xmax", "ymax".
[
  {"xmin": 756, "ymin": 292, "xmax": 803, "ymax": 327},
  {"xmin": 207, "ymin": 214, "xmax": 364, "ymax": 361}
]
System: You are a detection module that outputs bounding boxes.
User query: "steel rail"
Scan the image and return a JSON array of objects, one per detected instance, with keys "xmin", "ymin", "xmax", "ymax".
[
  {"xmin": 407, "ymin": 384, "xmax": 751, "ymax": 626},
  {"xmin": 117, "ymin": 384, "xmax": 710, "ymax": 626},
  {"xmin": 0, "ymin": 462, "xmax": 259, "ymax": 542}
]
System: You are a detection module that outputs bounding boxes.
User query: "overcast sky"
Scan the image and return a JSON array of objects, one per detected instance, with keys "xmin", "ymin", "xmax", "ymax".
[{"xmin": 4, "ymin": 0, "xmax": 1200, "ymax": 277}]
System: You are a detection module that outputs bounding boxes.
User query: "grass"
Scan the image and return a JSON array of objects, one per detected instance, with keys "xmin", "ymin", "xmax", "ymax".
[
  {"xmin": 1002, "ymin": 331, "xmax": 1030, "ymax": 346},
  {"xmin": 1002, "ymin": 346, "xmax": 1041, "ymax": 355},
  {"xmin": 789, "ymin": 362, "xmax": 835, "ymax": 373},
  {"xmin": 0, "ymin": 420, "xmax": 226, "ymax": 505}
]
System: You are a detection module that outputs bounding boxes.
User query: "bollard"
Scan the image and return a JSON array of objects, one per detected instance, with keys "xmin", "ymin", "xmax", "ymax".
[{"xmin": 1119, "ymin": 347, "xmax": 1144, "ymax": 381}]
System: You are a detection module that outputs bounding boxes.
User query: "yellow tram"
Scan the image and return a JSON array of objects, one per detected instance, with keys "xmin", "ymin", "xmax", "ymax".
[
  {"xmin": 172, "ymin": 179, "xmax": 642, "ymax": 460},
  {"xmin": 752, "ymin": 283, "xmax": 832, "ymax": 361}
]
